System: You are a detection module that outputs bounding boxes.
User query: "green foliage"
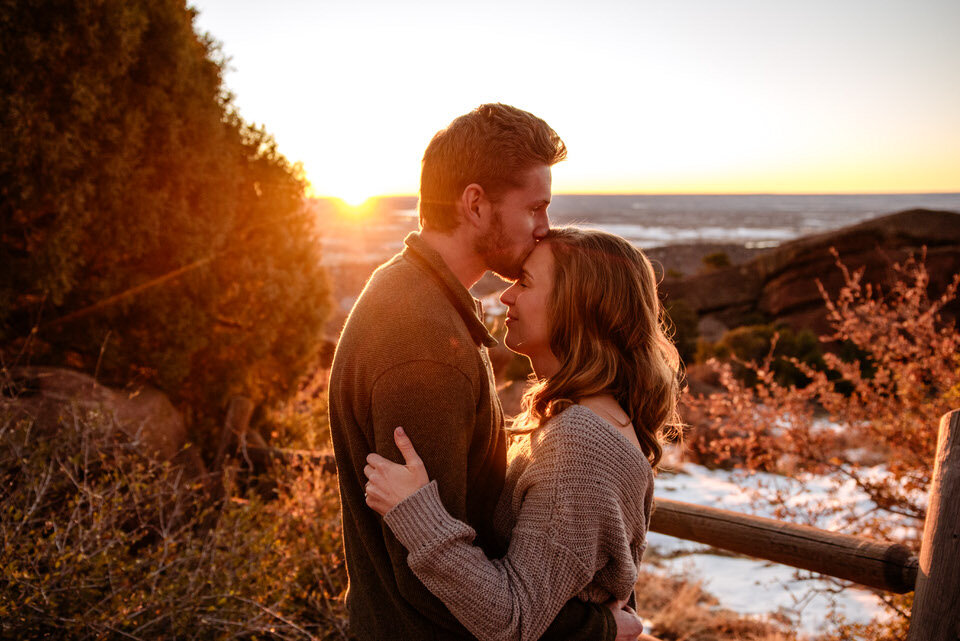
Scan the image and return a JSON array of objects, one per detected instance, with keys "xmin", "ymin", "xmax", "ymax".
[
  {"xmin": 701, "ymin": 251, "xmax": 732, "ymax": 271},
  {"xmin": 0, "ymin": 406, "xmax": 348, "ymax": 640},
  {"xmin": 0, "ymin": 0, "xmax": 330, "ymax": 444},
  {"xmin": 664, "ymin": 300, "xmax": 699, "ymax": 365},
  {"xmin": 696, "ymin": 323, "xmax": 825, "ymax": 386}
]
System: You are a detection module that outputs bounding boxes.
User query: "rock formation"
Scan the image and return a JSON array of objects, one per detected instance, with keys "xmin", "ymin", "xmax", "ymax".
[
  {"xmin": 2, "ymin": 367, "xmax": 203, "ymax": 471},
  {"xmin": 661, "ymin": 209, "xmax": 960, "ymax": 340}
]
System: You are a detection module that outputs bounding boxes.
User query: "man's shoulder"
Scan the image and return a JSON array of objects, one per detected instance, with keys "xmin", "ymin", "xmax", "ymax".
[
  {"xmin": 362, "ymin": 253, "xmax": 430, "ymax": 298},
  {"xmin": 348, "ymin": 254, "xmax": 461, "ymax": 334},
  {"xmin": 334, "ymin": 254, "xmax": 483, "ymax": 379}
]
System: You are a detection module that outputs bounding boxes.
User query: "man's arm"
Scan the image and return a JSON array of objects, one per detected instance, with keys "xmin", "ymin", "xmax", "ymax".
[
  {"xmin": 370, "ymin": 359, "xmax": 622, "ymax": 640},
  {"xmin": 369, "ymin": 359, "xmax": 477, "ymax": 633}
]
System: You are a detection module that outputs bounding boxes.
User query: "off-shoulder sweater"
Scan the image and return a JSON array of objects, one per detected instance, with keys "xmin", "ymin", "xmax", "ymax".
[{"xmin": 384, "ymin": 404, "xmax": 655, "ymax": 641}]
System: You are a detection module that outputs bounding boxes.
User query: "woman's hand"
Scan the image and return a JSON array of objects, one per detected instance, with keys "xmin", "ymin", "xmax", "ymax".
[{"xmin": 363, "ymin": 427, "xmax": 430, "ymax": 515}]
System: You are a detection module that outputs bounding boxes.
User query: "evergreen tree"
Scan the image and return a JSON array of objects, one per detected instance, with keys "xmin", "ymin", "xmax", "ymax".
[{"xmin": 0, "ymin": 0, "xmax": 330, "ymax": 443}]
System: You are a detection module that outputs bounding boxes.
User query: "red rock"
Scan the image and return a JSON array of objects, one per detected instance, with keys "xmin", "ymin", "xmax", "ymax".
[
  {"xmin": 662, "ymin": 209, "xmax": 960, "ymax": 334},
  {"xmin": 2, "ymin": 366, "xmax": 203, "ymax": 472}
]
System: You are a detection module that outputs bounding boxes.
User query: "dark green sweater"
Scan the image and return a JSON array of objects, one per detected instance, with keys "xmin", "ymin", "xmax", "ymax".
[{"xmin": 329, "ymin": 233, "xmax": 614, "ymax": 640}]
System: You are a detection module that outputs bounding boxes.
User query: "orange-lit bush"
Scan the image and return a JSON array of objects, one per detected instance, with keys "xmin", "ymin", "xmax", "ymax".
[
  {"xmin": 687, "ymin": 249, "xmax": 960, "ymax": 632},
  {"xmin": 0, "ymin": 0, "xmax": 331, "ymax": 450}
]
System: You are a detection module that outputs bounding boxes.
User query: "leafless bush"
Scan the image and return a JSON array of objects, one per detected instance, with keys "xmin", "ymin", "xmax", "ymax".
[
  {"xmin": 0, "ymin": 402, "xmax": 348, "ymax": 640},
  {"xmin": 685, "ymin": 249, "xmax": 960, "ymax": 635}
]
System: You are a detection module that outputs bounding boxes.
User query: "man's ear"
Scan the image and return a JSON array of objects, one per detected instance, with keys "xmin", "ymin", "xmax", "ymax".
[{"xmin": 459, "ymin": 183, "xmax": 490, "ymax": 230}]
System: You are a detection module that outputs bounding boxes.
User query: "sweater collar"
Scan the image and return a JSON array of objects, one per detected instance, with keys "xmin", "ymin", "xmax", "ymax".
[{"xmin": 403, "ymin": 232, "xmax": 498, "ymax": 348}]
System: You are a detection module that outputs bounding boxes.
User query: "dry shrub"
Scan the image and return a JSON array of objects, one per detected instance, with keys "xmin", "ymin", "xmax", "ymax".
[
  {"xmin": 265, "ymin": 364, "xmax": 333, "ymax": 451},
  {"xmin": 0, "ymin": 403, "xmax": 348, "ymax": 640},
  {"xmin": 686, "ymin": 249, "xmax": 960, "ymax": 635},
  {"xmin": 635, "ymin": 568, "xmax": 794, "ymax": 641},
  {"xmin": 816, "ymin": 600, "xmax": 910, "ymax": 641}
]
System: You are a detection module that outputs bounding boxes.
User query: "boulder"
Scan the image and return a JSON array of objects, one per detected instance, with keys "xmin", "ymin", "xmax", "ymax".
[{"xmin": 2, "ymin": 367, "xmax": 201, "ymax": 470}]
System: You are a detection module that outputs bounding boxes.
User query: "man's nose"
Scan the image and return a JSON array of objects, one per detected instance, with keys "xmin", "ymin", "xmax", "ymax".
[{"xmin": 532, "ymin": 210, "xmax": 549, "ymax": 240}]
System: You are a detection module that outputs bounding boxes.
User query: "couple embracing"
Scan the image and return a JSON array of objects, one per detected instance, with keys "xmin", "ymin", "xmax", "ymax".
[{"xmin": 329, "ymin": 103, "xmax": 681, "ymax": 641}]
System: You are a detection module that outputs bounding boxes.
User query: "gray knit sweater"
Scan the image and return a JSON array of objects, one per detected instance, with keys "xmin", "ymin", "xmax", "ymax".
[{"xmin": 384, "ymin": 404, "xmax": 655, "ymax": 641}]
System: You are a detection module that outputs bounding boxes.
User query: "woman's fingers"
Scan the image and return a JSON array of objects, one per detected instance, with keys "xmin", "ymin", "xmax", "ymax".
[
  {"xmin": 362, "ymin": 427, "xmax": 431, "ymax": 517},
  {"xmin": 366, "ymin": 452, "xmax": 389, "ymax": 467},
  {"xmin": 366, "ymin": 450, "xmax": 410, "ymax": 473},
  {"xmin": 364, "ymin": 490, "xmax": 387, "ymax": 515},
  {"xmin": 394, "ymin": 427, "xmax": 424, "ymax": 468},
  {"xmin": 365, "ymin": 479, "xmax": 395, "ymax": 516}
]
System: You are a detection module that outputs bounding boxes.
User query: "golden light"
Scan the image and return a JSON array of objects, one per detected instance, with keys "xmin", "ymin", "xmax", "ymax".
[
  {"xmin": 332, "ymin": 196, "xmax": 378, "ymax": 221},
  {"xmin": 304, "ymin": 175, "xmax": 379, "ymax": 208},
  {"xmin": 194, "ymin": 1, "xmax": 960, "ymax": 199},
  {"xmin": 340, "ymin": 190, "xmax": 372, "ymax": 208},
  {"xmin": 306, "ymin": 178, "xmax": 383, "ymax": 218}
]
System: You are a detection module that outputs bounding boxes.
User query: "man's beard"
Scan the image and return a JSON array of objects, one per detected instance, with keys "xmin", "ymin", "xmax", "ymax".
[{"xmin": 473, "ymin": 208, "xmax": 527, "ymax": 280}]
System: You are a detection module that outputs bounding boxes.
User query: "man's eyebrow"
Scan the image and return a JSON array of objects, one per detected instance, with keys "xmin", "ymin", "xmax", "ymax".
[
  {"xmin": 521, "ymin": 269, "xmax": 533, "ymax": 281},
  {"xmin": 530, "ymin": 198, "xmax": 550, "ymax": 208}
]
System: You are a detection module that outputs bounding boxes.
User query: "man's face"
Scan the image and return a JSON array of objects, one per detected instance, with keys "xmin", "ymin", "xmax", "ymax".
[{"xmin": 474, "ymin": 165, "xmax": 551, "ymax": 280}]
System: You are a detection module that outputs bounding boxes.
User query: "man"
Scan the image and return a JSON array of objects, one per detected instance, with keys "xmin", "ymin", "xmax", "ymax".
[{"xmin": 329, "ymin": 104, "xmax": 645, "ymax": 640}]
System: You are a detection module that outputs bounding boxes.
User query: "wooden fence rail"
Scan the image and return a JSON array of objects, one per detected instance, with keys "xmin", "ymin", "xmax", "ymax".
[
  {"xmin": 224, "ymin": 400, "xmax": 960, "ymax": 640},
  {"xmin": 649, "ymin": 498, "xmax": 918, "ymax": 593}
]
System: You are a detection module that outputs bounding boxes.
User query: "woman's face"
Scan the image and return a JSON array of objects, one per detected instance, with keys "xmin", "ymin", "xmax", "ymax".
[{"xmin": 499, "ymin": 242, "xmax": 560, "ymax": 376}]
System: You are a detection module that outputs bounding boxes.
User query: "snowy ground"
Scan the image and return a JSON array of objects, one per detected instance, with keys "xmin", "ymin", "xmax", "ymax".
[{"xmin": 643, "ymin": 461, "xmax": 914, "ymax": 637}]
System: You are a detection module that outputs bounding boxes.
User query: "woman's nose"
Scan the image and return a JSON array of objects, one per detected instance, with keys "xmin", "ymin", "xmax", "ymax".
[{"xmin": 500, "ymin": 284, "xmax": 517, "ymax": 306}]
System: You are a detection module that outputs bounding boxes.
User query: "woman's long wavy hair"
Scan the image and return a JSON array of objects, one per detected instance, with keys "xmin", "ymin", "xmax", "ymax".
[{"xmin": 510, "ymin": 227, "xmax": 683, "ymax": 468}]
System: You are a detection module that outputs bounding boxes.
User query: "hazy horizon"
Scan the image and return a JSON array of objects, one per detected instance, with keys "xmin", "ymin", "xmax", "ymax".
[
  {"xmin": 315, "ymin": 189, "xmax": 960, "ymax": 202},
  {"xmin": 191, "ymin": 0, "xmax": 960, "ymax": 202}
]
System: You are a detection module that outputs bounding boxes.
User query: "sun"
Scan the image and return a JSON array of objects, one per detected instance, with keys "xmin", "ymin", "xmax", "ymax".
[
  {"xmin": 304, "ymin": 179, "xmax": 375, "ymax": 209},
  {"xmin": 340, "ymin": 189, "xmax": 372, "ymax": 208}
]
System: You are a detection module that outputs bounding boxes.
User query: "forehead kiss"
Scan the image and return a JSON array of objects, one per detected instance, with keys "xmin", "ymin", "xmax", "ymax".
[{"xmin": 477, "ymin": 164, "xmax": 553, "ymax": 280}]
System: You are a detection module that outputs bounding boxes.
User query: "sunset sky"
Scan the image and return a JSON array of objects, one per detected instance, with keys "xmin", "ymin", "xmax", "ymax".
[{"xmin": 191, "ymin": 0, "xmax": 960, "ymax": 201}]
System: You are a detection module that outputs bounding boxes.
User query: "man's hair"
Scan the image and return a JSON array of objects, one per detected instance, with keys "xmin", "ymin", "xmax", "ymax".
[
  {"xmin": 419, "ymin": 103, "xmax": 567, "ymax": 232},
  {"xmin": 511, "ymin": 227, "xmax": 683, "ymax": 469}
]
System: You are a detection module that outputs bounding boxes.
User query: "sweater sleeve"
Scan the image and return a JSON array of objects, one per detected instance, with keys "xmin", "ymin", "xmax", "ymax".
[{"xmin": 383, "ymin": 422, "xmax": 627, "ymax": 641}]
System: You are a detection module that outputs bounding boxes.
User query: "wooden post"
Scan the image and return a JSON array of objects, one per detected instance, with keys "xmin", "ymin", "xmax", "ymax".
[
  {"xmin": 213, "ymin": 396, "xmax": 254, "ymax": 470},
  {"xmin": 907, "ymin": 409, "xmax": 960, "ymax": 641}
]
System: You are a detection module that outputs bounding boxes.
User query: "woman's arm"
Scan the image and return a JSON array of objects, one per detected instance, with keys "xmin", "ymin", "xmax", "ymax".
[{"xmin": 364, "ymin": 425, "xmax": 636, "ymax": 641}]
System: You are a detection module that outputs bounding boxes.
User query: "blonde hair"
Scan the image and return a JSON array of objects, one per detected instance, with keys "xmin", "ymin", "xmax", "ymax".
[{"xmin": 511, "ymin": 227, "xmax": 683, "ymax": 468}]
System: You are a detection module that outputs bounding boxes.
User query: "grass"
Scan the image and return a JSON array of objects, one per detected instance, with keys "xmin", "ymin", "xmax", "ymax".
[
  {"xmin": 1, "ymin": 371, "xmax": 901, "ymax": 641},
  {"xmin": 0, "ymin": 396, "xmax": 348, "ymax": 640}
]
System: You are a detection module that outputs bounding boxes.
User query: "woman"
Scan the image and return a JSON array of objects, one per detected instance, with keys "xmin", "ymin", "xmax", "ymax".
[{"xmin": 363, "ymin": 227, "xmax": 681, "ymax": 641}]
